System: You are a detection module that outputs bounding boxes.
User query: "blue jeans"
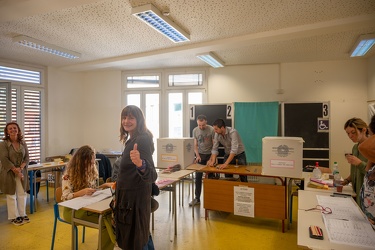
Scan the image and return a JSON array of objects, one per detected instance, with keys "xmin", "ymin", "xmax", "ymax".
[
  {"xmin": 195, "ymin": 154, "xmax": 211, "ymax": 200},
  {"xmin": 224, "ymin": 152, "xmax": 247, "ymax": 182},
  {"xmin": 142, "ymin": 234, "xmax": 154, "ymax": 250}
]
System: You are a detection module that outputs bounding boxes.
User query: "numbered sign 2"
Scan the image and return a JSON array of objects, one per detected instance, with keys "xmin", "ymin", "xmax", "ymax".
[{"xmin": 227, "ymin": 104, "xmax": 232, "ymax": 120}]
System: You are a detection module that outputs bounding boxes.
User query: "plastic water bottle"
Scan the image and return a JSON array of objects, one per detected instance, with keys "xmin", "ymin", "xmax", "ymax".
[
  {"xmin": 333, "ymin": 162, "xmax": 341, "ymax": 186},
  {"xmin": 312, "ymin": 161, "xmax": 322, "ymax": 179},
  {"xmin": 332, "ymin": 162, "xmax": 339, "ymax": 176}
]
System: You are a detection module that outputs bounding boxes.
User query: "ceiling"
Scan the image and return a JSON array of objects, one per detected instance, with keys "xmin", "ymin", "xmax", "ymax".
[{"xmin": 0, "ymin": 0, "xmax": 375, "ymax": 72}]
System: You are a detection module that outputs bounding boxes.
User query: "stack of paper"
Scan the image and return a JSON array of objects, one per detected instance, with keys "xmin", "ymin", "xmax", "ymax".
[{"xmin": 59, "ymin": 188, "xmax": 112, "ymax": 210}]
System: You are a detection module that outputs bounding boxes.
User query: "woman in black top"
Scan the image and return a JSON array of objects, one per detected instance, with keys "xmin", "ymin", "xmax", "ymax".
[{"xmin": 115, "ymin": 105, "xmax": 157, "ymax": 250}]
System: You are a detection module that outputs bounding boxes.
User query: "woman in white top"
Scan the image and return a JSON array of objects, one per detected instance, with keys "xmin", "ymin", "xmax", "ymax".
[{"xmin": 61, "ymin": 145, "xmax": 115, "ymax": 250}]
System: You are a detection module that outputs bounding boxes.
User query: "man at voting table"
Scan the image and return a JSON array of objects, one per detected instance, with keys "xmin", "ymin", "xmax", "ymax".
[
  {"xmin": 207, "ymin": 118, "xmax": 247, "ymax": 182},
  {"xmin": 190, "ymin": 114, "xmax": 214, "ymax": 206}
]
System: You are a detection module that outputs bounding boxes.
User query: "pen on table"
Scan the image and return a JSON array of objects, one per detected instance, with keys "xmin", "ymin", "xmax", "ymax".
[{"xmin": 330, "ymin": 194, "xmax": 349, "ymax": 198}]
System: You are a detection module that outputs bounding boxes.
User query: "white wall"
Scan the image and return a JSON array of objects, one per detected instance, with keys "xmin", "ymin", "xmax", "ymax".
[
  {"xmin": 47, "ymin": 67, "xmax": 85, "ymax": 157},
  {"xmin": 81, "ymin": 71, "xmax": 123, "ymax": 153},
  {"xmin": 47, "ymin": 69, "xmax": 123, "ymax": 156},
  {"xmin": 208, "ymin": 60, "xmax": 369, "ymax": 178},
  {"xmin": 207, "ymin": 64, "xmax": 281, "ymax": 103},
  {"xmin": 368, "ymin": 56, "xmax": 375, "ymax": 101}
]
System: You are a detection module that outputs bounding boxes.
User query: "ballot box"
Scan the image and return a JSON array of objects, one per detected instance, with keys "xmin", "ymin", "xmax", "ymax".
[
  {"xmin": 157, "ymin": 138, "xmax": 195, "ymax": 169},
  {"xmin": 262, "ymin": 136, "xmax": 304, "ymax": 178}
]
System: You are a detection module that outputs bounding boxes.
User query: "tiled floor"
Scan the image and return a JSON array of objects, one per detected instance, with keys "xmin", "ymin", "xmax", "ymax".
[{"xmin": 0, "ymin": 183, "xmax": 299, "ymax": 250}]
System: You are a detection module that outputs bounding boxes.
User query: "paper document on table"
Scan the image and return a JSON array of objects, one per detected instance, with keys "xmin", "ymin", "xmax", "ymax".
[
  {"xmin": 59, "ymin": 188, "xmax": 112, "ymax": 210},
  {"xmin": 316, "ymin": 195, "xmax": 375, "ymax": 248}
]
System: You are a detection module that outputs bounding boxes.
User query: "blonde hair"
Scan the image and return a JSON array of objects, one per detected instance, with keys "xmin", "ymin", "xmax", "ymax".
[
  {"xmin": 66, "ymin": 145, "xmax": 98, "ymax": 191},
  {"xmin": 344, "ymin": 117, "xmax": 368, "ymax": 136}
]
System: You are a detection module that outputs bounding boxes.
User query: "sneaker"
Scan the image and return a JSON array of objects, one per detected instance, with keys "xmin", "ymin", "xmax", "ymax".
[
  {"xmin": 11, "ymin": 217, "xmax": 23, "ymax": 226},
  {"xmin": 189, "ymin": 198, "xmax": 200, "ymax": 206},
  {"xmin": 113, "ymin": 242, "xmax": 122, "ymax": 250},
  {"xmin": 22, "ymin": 216, "xmax": 30, "ymax": 223}
]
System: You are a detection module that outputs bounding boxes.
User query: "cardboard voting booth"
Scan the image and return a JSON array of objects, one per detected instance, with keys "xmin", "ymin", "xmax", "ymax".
[
  {"xmin": 157, "ymin": 138, "xmax": 194, "ymax": 169},
  {"xmin": 262, "ymin": 136, "xmax": 304, "ymax": 178}
]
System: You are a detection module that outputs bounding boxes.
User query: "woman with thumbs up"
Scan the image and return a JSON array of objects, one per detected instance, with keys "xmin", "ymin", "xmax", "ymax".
[{"xmin": 115, "ymin": 105, "xmax": 158, "ymax": 250}]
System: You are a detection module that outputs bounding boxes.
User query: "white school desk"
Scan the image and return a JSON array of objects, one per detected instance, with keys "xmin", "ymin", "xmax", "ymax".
[
  {"xmin": 288, "ymin": 171, "xmax": 354, "ymax": 229},
  {"xmin": 156, "ymin": 169, "xmax": 195, "ymax": 235},
  {"xmin": 297, "ymin": 210, "xmax": 360, "ymax": 250},
  {"xmin": 302, "ymin": 172, "xmax": 356, "ymax": 196},
  {"xmin": 27, "ymin": 161, "xmax": 67, "ymax": 213},
  {"xmin": 297, "ymin": 189, "xmax": 333, "ymax": 210},
  {"xmin": 154, "ymin": 177, "xmax": 179, "ymax": 235},
  {"xmin": 70, "ymin": 197, "xmax": 112, "ymax": 250},
  {"xmin": 297, "ymin": 190, "xmax": 373, "ymax": 250},
  {"xmin": 158, "ymin": 169, "xmax": 196, "ymax": 211}
]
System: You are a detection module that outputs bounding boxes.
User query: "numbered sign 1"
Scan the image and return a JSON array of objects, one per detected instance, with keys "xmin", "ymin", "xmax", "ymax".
[
  {"xmin": 189, "ymin": 105, "xmax": 195, "ymax": 120},
  {"xmin": 226, "ymin": 104, "xmax": 233, "ymax": 120},
  {"xmin": 322, "ymin": 103, "xmax": 329, "ymax": 118}
]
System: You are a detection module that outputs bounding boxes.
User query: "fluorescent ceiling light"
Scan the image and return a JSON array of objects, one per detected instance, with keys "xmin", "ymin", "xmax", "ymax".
[
  {"xmin": 350, "ymin": 34, "xmax": 375, "ymax": 57},
  {"xmin": 196, "ymin": 52, "xmax": 225, "ymax": 68},
  {"xmin": 132, "ymin": 4, "xmax": 190, "ymax": 43},
  {"xmin": 13, "ymin": 35, "xmax": 81, "ymax": 59}
]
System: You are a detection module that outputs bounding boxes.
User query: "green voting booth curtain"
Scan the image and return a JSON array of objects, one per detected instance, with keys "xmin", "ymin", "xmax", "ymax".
[{"xmin": 234, "ymin": 102, "xmax": 279, "ymax": 163}]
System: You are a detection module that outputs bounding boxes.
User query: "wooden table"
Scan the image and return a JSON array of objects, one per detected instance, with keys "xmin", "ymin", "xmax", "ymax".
[
  {"xmin": 27, "ymin": 161, "xmax": 67, "ymax": 213},
  {"xmin": 199, "ymin": 164, "xmax": 287, "ymax": 232}
]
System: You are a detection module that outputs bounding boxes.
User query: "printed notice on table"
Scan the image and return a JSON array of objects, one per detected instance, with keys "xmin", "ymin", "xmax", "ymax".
[{"xmin": 233, "ymin": 186, "xmax": 254, "ymax": 217}]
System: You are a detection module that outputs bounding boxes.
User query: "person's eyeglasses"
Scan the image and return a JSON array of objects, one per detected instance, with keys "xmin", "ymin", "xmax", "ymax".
[{"xmin": 305, "ymin": 205, "xmax": 332, "ymax": 214}]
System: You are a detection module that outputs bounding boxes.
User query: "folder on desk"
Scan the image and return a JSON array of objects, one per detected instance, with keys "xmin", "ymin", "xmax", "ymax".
[{"xmin": 310, "ymin": 178, "xmax": 334, "ymax": 187}]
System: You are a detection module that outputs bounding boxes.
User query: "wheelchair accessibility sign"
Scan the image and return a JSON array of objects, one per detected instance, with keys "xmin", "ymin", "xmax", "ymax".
[{"xmin": 318, "ymin": 118, "xmax": 329, "ymax": 132}]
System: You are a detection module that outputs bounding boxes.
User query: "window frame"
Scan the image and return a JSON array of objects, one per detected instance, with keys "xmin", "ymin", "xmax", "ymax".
[
  {"xmin": 0, "ymin": 61, "xmax": 46, "ymax": 163},
  {"xmin": 122, "ymin": 68, "xmax": 208, "ymax": 138},
  {"xmin": 165, "ymin": 70, "xmax": 207, "ymax": 89}
]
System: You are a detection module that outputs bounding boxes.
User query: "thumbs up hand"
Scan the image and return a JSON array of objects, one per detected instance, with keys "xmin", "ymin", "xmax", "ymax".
[{"xmin": 130, "ymin": 143, "xmax": 143, "ymax": 167}]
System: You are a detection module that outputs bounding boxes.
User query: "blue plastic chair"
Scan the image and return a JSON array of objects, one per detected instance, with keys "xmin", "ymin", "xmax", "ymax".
[{"xmin": 50, "ymin": 187, "xmax": 85, "ymax": 250}]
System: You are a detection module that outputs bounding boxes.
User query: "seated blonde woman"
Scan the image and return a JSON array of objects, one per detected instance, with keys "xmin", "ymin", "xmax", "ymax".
[{"xmin": 61, "ymin": 145, "xmax": 115, "ymax": 250}]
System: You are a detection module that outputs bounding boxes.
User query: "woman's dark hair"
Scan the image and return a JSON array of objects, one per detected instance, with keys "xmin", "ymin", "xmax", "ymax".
[
  {"xmin": 213, "ymin": 118, "xmax": 226, "ymax": 128},
  {"xmin": 2, "ymin": 122, "xmax": 24, "ymax": 142},
  {"xmin": 119, "ymin": 105, "xmax": 153, "ymax": 144}
]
